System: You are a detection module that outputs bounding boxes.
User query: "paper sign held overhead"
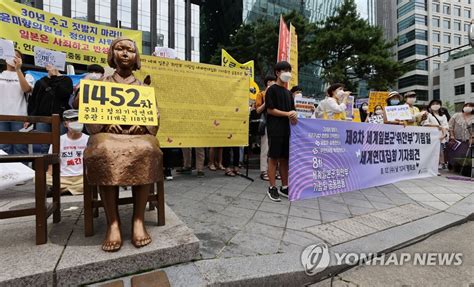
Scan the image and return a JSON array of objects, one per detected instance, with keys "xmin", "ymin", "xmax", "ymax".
[
  {"xmin": 34, "ymin": 46, "xmax": 66, "ymax": 71},
  {"xmin": 0, "ymin": 39, "xmax": 15, "ymax": 61}
]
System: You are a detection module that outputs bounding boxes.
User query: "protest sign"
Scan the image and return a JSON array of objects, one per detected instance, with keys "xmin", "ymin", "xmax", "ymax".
[
  {"xmin": 0, "ymin": 150, "xmax": 35, "ymax": 190},
  {"xmin": 295, "ymin": 97, "xmax": 316, "ymax": 118},
  {"xmin": 34, "ymin": 46, "xmax": 66, "ymax": 71},
  {"xmin": 77, "ymin": 79, "xmax": 158, "ymax": 126},
  {"xmin": 345, "ymin": 96, "xmax": 355, "ymax": 119},
  {"xmin": 0, "ymin": 38, "xmax": 15, "ymax": 60},
  {"xmin": 289, "ymin": 23, "xmax": 298, "ymax": 89},
  {"xmin": 154, "ymin": 47, "xmax": 177, "ymax": 59},
  {"xmin": 368, "ymin": 91, "xmax": 388, "ymax": 113},
  {"xmin": 0, "ymin": 1, "xmax": 141, "ymax": 66},
  {"xmin": 221, "ymin": 49, "xmax": 258, "ymax": 100},
  {"xmin": 368, "ymin": 114, "xmax": 384, "ymax": 124},
  {"xmin": 384, "ymin": 104, "xmax": 412, "ymax": 122},
  {"xmin": 137, "ymin": 55, "xmax": 249, "ymax": 148},
  {"xmin": 289, "ymin": 119, "xmax": 439, "ymax": 201}
]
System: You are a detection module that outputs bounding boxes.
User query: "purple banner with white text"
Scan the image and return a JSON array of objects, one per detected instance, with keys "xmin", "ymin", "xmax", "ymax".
[{"xmin": 289, "ymin": 119, "xmax": 440, "ymax": 201}]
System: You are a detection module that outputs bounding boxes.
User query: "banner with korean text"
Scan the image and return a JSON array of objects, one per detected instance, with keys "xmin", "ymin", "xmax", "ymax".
[
  {"xmin": 0, "ymin": 0, "xmax": 142, "ymax": 66},
  {"xmin": 289, "ymin": 119, "xmax": 439, "ymax": 201},
  {"xmin": 136, "ymin": 55, "xmax": 249, "ymax": 148}
]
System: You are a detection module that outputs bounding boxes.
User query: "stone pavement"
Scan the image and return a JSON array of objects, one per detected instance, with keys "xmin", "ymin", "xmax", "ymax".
[
  {"xmin": 164, "ymin": 169, "xmax": 473, "ymax": 260},
  {"xmin": 0, "ymin": 169, "xmax": 473, "ymax": 286}
]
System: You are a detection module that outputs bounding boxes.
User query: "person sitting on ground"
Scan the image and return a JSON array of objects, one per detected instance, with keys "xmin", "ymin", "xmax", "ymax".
[{"xmin": 46, "ymin": 109, "xmax": 89, "ymax": 196}]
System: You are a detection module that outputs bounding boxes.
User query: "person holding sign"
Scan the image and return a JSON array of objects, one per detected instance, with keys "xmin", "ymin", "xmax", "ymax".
[
  {"xmin": 383, "ymin": 91, "xmax": 405, "ymax": 125},
  {"xmin": 314, "ymin": 83, "xmax": 350, "ymax": 120},
  {"xmin": 367, "ymin": 105, "xmax": 385, "ymax": 124},
  {"xmin": 403, "ymin": 91, "xmax": 423, "ymax": 126},
  {"xmin": 83, "ymin": 38, "xmax": 162, "ymax": 252},
  {"xmin": 0, "ymin": 49, "xmax": 34, "ymax": 155}
]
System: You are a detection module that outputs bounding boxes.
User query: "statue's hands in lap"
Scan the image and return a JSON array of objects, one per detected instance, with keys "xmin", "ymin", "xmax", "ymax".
[
  {"xmin": 129, "ymin": 125, "xmax": 146, "ymax": 135},
  {"xmin": 106, "ymin": 125, "xmax": 123, "ymax": 134}
]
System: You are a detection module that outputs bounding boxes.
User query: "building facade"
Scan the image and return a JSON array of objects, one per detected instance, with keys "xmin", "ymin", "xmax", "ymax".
[
  {"xmin": 16, "ymin": 0, "xmax": 201, "ymax": 62},
  {"xmin": 381, "ymin": 0, "xmax": 473, "ymax": 104},
  {"xmin": 432, "ymin": 48, "xmax": 474, "ymax": 112}
]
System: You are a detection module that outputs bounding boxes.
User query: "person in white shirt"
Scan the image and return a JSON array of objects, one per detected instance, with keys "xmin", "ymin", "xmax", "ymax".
[
  {"xmin": 0, "ymin": 49, "xmax": 34, "ymax": 154},
  {"xmin": 314, "ymin": 83, "xmax": 350, "ymax": 120},
  {"xmin": 47, "ymin": 109, "xmax": 88, "ymax": 196},
  {"xmin": 421, "ymin": 99, "xmax": 449, "ymax": 170}
]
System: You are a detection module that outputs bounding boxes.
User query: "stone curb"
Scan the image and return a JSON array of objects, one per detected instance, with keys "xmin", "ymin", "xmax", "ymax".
[{"xmin": 151, "ymin": 193, "xmax": 474, "ymax": 287}]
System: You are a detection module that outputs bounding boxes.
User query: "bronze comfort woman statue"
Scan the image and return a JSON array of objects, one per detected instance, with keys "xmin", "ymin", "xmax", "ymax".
[{"xmin": 84, "ymin": 38, "xmax": 162, "ymax": 252}]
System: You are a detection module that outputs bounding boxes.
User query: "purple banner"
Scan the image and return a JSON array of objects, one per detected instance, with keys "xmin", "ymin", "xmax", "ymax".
[{"xmin": 289, "ymin": 119, "xmax": 440, "ymax": 201}]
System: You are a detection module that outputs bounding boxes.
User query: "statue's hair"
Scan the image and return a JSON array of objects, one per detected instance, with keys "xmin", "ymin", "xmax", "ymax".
[{"xmin": 107, "ymin": 37, "xmax": 141, "ymax": 71}]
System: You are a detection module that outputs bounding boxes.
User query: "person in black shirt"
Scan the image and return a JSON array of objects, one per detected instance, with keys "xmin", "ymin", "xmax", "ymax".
[{"xmin": 265, "ymin": 61, "xmax": 297, "ymax": 202}]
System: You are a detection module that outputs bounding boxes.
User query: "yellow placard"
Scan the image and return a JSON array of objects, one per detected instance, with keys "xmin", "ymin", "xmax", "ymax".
[
  {"xmin": 368, "ymin": 91, "xmax": 389, "ymax": 113},
  {"xmin": 352, "ymin": 109, "xmax": 361, "ymax": 122},
  {"xmin": 289, "ymin": 23, "xmax": 298, "ymax": 89},
  {"xmin": 221, "ymin": 49, "xmax": 258, "ymax": 99},
  {"xmin": 0, "ymin": 1, "xmax": 142, "ymax": 66},
  {"xmin": 78, "ymin": 80, "xmax": 158, "ymax": 126},
  {"xmin": 136, "ymin": 56, "xmax": 249, "ymax": 148}
]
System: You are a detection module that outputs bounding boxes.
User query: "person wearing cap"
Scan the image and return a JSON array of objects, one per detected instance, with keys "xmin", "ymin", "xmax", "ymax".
[
  {"xmin": 383, "ymin": 91, "xmax": 406, "ymax": 125},
  {"xmin": 46, "ymin": 109, "xmax": 89, "ymax": 196},
  {"xmin": 403, "ymin": 91, "xmax": 424, "ymax": 126}
]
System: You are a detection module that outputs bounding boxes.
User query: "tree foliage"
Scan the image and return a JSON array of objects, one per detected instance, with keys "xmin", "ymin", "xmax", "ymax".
[{"xmin": 310, "ymin": 0, "xmax": 406, "ymax": 91}]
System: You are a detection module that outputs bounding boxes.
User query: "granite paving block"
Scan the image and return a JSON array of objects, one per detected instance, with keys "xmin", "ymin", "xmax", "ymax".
[
  {"xmin": 219, "ymin": 206, "xmax": 255, "ymax": 220},
  {"xmin": 55, "ymin": 205, "xmax": 200, "ymax": 286},
  {"xmin": 406, "ymin": 193, "xmax": 443, "ymax": 202},
  {"xmin": 363, "ymin": 194, "xmax": 393, "ymax": 204},
  {"xmin": 318, "ymin": 201, "xmax": 351, "ymax": 214},
  {"xmin": 421, "ymin": 201, "xmax": 450, "ymax": 210},
  {"xmin": 227, "ymin": 231, "xmax": 280, "ymax": 255},
  {"xmin": 445, "ymin": 194, "xmax": 474, "ymax": 217},
  {"xmin": 347, "ymin": 206, "xmax": 376, "ymax": 216},
  {"xmin": 329, "ymin": 218, "xmax": 377, "ymax": 237},
  {"xmin": 432, "ymin": 193, "xmax": 464, "ymax": 203},
  {"xmin": 286, "ymin": 216, "xmax": 322, "ymax": 230},
  {"xmin": 218, "ymin": 242, "xmax": 259, "ymax": 258},
  {"xmin": 251, "ymin": 211, "xmax": 287, "ymax": 228},
  {"xmin": 258, "ymin": 202, "xmax": 290, "ymax": 215},
  {"xmin": 343, "ymin": 198, "xmax": 374, "ymax": 209},
  {"xmin": 351, "ymin": 214, "xmax": 397, "ymax": 230},
  {"xmin": 369, "ymin": 201, "xmax": 397, "ymax": 210},
  {"xmin": 289, "ymin": 205, "xmax": 321, "ymax": 220},
  {"xmin": 230, "ymin": 197, "xmax": 262, "ymax": 210},
  {"xmin": 237, "ymin": 190, "xmax": 267, "ymax": 201},
  {"xmin": 290, "ymin": 198, "xmax": 319, "ymax": 210},
  {"xmin": 281, "ymin": 229, "xmax": 324, "ymax": 247},
  {"xmin": 306, "ymin": 224, "xmax": 355, "ymax": 245},
  {"xmin": 242, "ymin": 222, "xmax": 285, "ymax": 241},
  {"xmin": 320, "ymin": 210, "xmax": 352, "ymax": 223},
  {"xmin": 340, "ymin": 192, "xmax": 367, "ymax": 201}
]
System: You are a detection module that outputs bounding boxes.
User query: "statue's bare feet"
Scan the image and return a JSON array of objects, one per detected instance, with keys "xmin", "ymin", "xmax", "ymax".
[
  {"xmin": 102, "ymin": 223, "xmax": 122, "ymax": 252},
  {"xmin": 132, "ymin": 218, "xmax": 152, "ymax": 248}
]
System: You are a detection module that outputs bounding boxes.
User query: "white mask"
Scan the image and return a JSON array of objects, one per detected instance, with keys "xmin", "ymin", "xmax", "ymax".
[
  {"xmin": 464, "ymin": 107, "xmax": 473, "ymax": 113},
  {"xmin": 6, "ymin": 58, "xmax": 15, "ymax": 67},
  {"xmin": 68, "ymin": 121, "xmax": 84, "ymax": 132},
  {"xmin": 406, "ymin": 98, "xmax": 416, "ymax": 105},
  {"xmin": 88, "ymin": 73, "xmax": 102, "ymax": 80},
  {"xmin": 430, "ymin": 105, "xmax": 441, "ymax": 111},
  {"xmin": 295, "ymin": 93, "xmax": 303, "ymax": 98},
  {"xmin": 362, "ymin": 106, "xmax": 368, "ymax": 111},
  {"xmin": 279, "ymin": 72, "xmax": 292, "ymax": 83},
  {"xmin": 375, "ymin": 109, "xmax": 383, "ymax": 115}
]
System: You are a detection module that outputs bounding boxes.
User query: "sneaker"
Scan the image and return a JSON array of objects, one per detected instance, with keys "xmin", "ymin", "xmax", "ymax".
[
  {"xmin": 176, "ymin": 167, "xmax": 192, "ymax": 174},
  {"xmin": 267, "ymin": 186, "xmax": 281, "ymax": 202},
  {"xmin": 197, "ymin": 171, "xmax": 205, "ymax": 178},
  {"xmin": 164, "ymin": 168, "xmax": 173, "ymax": 180},
  {"xmin": 279, "ymin": 186, "xmax": 289, "ymax": 198}
]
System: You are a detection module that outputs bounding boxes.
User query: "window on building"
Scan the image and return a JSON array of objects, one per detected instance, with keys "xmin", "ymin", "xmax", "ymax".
[
  {"xmin": 432, "ymin": 3, "xmax": 440, "ymax": 13},
  {"xmin": 443, "ymin": 4, "xmax": 450, "ymax": 15},
  {"xmin": 454, "ymin": 6, "xmax": 461, "ymax": 16},
  {"xmin": 464, "ymin": 22, "xmax": 471, "ymax": 32},
  {"xmin": 398, "ymin": 44, "xmax": 428, "ymax": 60},
  {"xmin": 432, "ymin": 17, "xmax": 440, "ymax": 27},
  {"xmin": 471, "ymin": 83, "xmax": 474, "ymax": 93},
  {"xmin": 433, "ymin": 76, "xmax": 440, "ymax": 85},
  {"xmin": 433, "ymin": 61, "xmax": 441, "ymax": 70},
  {"xmin": 454, "ymin": 67, "xmax": 465, "ymax": 78},
  {"xmin": 43, "ymin": 0, "xmax": 62, "ymax": 15},
  {"xmin": 398, "ymin": 0, "xmax": 426, "ymax": 18},
  {"xmin": 414, "ymin": 90, "xmax": 429, "ymax": 101},
  {"xmin": 71, "ymin": 0, "xmax": 87, "ymax": 20},
  {"xmin": 454, "ymin": 21, "xmax": 461, "ymax": 31},
  {"xmin": 398, "ymin": 75, "xmax": 429, "ymax": 89},
  {"xmin": 398, "ymin": 15, "xmax": 427, "ymax": 32},
  {"xmin": 466, "ymin": 0, "xmax": 472, "ymax": 4},
  {"xmin": 471, "ymin": 64, "xmax": 474, "ymax": 74},
  {"xmin": 433, "ymin": 89, "xmax": 440, "ymax": 100},
  {"xmin": 464, "ymin": 9, "xmax": 471, "ymax": 18},
  {"xmin": 443, "ymin": 19, "xmax": 450, "ymax": 29},
  {"xmin": 443, "ymin": 33, "xmax": 451, "ymax": 44},
  {"xmin": 95, "ymin": 0, "xmax": 111, "ymax": 25},
  {"xmin": 117, "ymin": 0, "xmax": 132, "ymax": 28},
  {"xmin": 454, "ymin": 85, "xmax": 465, "ymax": 95},
  {"xmin": 454, "ymin": 35, "xmax": 462, "ymax": 45},
  {"xmin": 432, "ymin": 46, "xmax": 441, "ymax": 55},
  {"xmin": 432, "ymin": 31, "xmax": 440, "ymax": 42}
]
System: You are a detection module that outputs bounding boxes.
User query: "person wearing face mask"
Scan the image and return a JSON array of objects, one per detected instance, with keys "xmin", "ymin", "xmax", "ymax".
[
  {"xmin": 264, "ymin": 61, "xmax": 297, "ymax": 202},
  {"xmin": 290, "ymin": 85, "xmax": 303, "ymax": 99},
  {"xmin": 421, "ymin": 100, "xmax": 449, "ymax": 170},
  {"xmin": 403, "ymin": 91, "xmax": 423, "ymax": 126},
  {"xmin": 315, "ymin": 83, "xmax": 349, "ymax": 120},
  {"xmin": 0, "ymin": 49, "xmax": 34, "ymax": 155},
  {"xmin": 45, "ymin": 109, "xmax": 89, "ymax": 196},
  {"xmin": 27, "ymin": 64, "xmax": 73, "ymax": 152},
  {"xmin": 447, "ymin": 102, "xmax": 474, "ymax": 174},
  {"xmin": 359, "ymin": 102, "xmax": 369, "ymax": 122},
  {"xmin": 383, "ymin": 91, "xmax": 405, "ymax": 125},
  {"xmin": 367, "ymin": 105, "xmax": 385, "ymax": 124}
]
